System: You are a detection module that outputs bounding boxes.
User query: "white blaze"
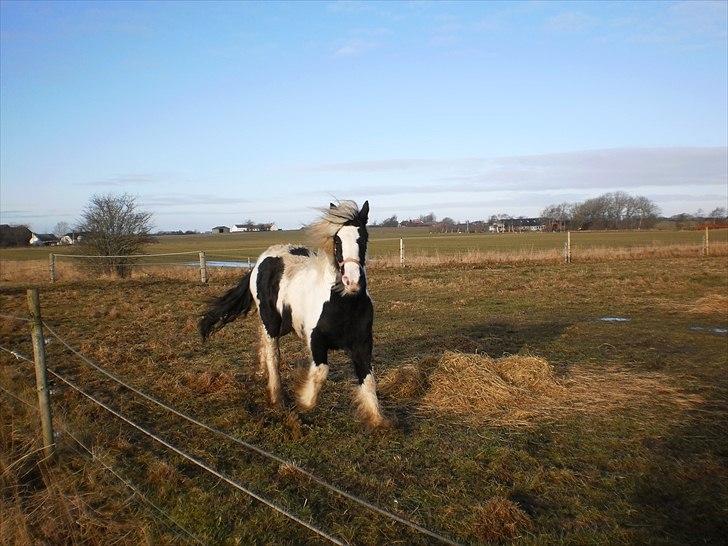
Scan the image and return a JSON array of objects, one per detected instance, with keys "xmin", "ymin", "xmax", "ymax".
[{"xmin": 338, "ymin": 225, "xmax": 362, "ymax": 288}]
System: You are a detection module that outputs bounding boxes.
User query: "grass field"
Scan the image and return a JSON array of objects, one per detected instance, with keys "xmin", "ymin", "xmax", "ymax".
[
  {"xmin": 1, "ymin": 255, "xmax": 727, "ymax": 544},
  {"xmin": 1, "ymin": 228, "xmax": 726, "ymax": 263}
]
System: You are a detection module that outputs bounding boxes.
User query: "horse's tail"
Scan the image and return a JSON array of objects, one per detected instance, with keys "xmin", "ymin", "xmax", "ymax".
[{"xmin": 199, "ymin": 270, "xmax": 254, "ymax": 341}]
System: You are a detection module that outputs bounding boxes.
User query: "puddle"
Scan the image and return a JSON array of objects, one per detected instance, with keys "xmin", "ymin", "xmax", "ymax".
[
  {"xmin": 689, "ymin": 326, "xmax": 728, "ymax": 336},
  {"xmin": 599, "ymin": 317, "xmax": 631, "ymax": 322}
]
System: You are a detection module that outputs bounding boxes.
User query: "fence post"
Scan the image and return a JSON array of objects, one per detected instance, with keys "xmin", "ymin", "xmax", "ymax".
[
  {"xmin": 26, "ymin": 288, "xmax": 55, "ymax": 461},
  {"xmin": 49, "ymin": 253, "xmax": 56, "ymax": 283},
  {"xmin": 199, "ymin": 251, "xmax": 208, "ymax": 284},
  {"xmin": 565, "ymin": 231, "xmax": 572, "ymax": 264},
  {"xmin": 399, "ymin": 238, "xmax": 404, "ymax": 267},
  {"xmin": 704, "ymin": 226, "xmax": 709, "ymax": 256}
]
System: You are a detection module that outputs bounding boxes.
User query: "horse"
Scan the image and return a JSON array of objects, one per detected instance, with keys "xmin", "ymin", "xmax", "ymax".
[{"xmin": 198, "ymin": 200, "xmax": 388, "ymax": 427}]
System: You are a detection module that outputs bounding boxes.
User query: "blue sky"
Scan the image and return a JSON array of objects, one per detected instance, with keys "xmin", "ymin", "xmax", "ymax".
[{"xmin": 1, "ymin": 0, "xmax": 726, "ymax": 231}]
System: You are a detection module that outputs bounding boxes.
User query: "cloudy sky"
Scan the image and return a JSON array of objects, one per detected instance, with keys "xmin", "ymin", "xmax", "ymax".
[{"xmin": 1, "ymin": 1, "xmax": 726, "ymax": 231}]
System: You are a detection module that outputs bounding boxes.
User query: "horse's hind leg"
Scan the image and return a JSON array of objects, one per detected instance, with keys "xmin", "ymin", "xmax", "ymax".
[
  {"xmin": 297, "ymin": 331, "xmax": 329, "ymax": 411},
  {"xmin": 258, "ymin": 323, "xmax": 283, "ymax": 406}
]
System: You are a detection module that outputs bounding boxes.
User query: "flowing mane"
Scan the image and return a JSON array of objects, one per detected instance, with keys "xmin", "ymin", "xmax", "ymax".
[{"xmin": 305, "ymin": 200, "xmax": 362, "ymax": 254}]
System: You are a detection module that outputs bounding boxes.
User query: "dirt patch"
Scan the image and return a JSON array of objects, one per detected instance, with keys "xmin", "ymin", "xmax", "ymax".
[{"xmin": 381, "ymin": 351, "xmax": 704, "ymax": 427}]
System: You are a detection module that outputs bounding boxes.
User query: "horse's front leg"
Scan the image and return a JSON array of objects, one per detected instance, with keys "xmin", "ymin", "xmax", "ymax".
[
  {"xmin": 351, "ymin": 336, "xmax": 388, "ymax": 428},
  {"xmin": 297, "ymin": 330, "xmax": 329, "ymax": 411}
]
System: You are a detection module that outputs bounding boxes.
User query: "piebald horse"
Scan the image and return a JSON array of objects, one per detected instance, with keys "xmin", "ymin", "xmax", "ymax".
[{"xmin": 199, "ymin": 200, "xmax": 387, "ymax": 427}]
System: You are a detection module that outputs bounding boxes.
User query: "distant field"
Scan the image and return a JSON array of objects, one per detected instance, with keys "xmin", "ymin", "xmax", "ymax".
[{"xmin": 1, "ymin": 228, "xmax": 726, "ymax": 263}]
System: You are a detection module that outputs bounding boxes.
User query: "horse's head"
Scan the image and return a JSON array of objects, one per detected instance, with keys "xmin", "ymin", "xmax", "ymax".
[{"xmin": 333, "ymin": 200, "xmax": 369, "ymax": 295}]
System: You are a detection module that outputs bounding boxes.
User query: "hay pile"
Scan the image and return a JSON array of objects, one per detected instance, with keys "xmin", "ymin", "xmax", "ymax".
[
  {"xmin": 419, "ymin": 352, "xmax": 567, "ymax": 426},
  {"xmin": 380, "ymin": 351, "xmax": 703, "ymax": 427},
  {"xmin": 689, "ymin": 293, "xmax": 728, "ymax": 316}
]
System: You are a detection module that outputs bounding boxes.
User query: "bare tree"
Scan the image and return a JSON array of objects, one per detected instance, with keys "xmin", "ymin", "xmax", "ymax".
[
  {"xmin": 52, "ymin": 221, "xmax": 71, "ymax": 237},
  {"xmin": 379, "ymin": 215, "xmax": 398, "ymax": 227},
  {"xmin": 77, "ymin": 194, "xmax": 153, "ymax": 277}
]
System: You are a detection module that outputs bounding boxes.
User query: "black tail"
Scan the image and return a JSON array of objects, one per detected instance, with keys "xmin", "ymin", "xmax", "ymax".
[{"xmin": 199, "ymin": 270, "xmax": 254, "ymax": 341}]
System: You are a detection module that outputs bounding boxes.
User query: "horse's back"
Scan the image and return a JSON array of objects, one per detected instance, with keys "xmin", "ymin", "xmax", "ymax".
[{"xmin": 250, "ymin": 244, "xmax": 333, "ymax": 339}]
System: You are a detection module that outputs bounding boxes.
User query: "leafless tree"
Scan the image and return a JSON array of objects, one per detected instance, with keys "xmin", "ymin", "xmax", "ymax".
[
  {"xmin": 77, "ymin": 193, "xmax": 153, "ymax": 277},
  {"xmin": 52, "ymin": 221, "xmax": 71, "ymax": 237}
]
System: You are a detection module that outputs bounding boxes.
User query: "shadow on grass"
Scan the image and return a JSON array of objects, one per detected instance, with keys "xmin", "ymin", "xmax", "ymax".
[{"xmin": 630, "ymin": 402, "xmax": 728, "ymax": 544}]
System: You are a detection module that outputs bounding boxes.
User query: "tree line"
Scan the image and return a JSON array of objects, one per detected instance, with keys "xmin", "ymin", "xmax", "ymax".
[{"xmin": 541, "ymin": 192, "xmax": 661, "ymax": 230}]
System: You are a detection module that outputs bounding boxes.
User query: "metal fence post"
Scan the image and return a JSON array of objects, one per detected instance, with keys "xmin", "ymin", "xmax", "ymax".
[
  {"xmin": 199, "ymin": 251, "xmax": 208, "ymax": 284},
  {"xmin": 26, "ymin": 288, "xmax": 55, "ymax": 461},
  {"xmin": 49, "ymin": 253, "xmax": 56, "ymax": 283},
  {"xmin": 400, "ymin": 238, "xmax": 404, "ymax": 267}
]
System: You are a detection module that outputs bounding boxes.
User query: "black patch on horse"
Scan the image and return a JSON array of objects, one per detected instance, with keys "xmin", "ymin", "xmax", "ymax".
[
  {"xmin": 256, "ymin": 257, "xmax": 293, "ymax": 338},
  {"xmin": 289, "ymin": 246, "xmax": 310, "ymax": 257},
  {"xmin": 311, "ymin": 287, "xmax": 373, "ymax": 382}
]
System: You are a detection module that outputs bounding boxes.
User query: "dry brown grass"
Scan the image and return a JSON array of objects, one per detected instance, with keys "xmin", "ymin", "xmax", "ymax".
[
  {"xmin": 370, "ymin": 242, "xmax": 728, "ymax": 268},
  {"xmin": 472, "ymin": 496, "xmax": 534, "ymax": 543},
  {"xmin": 1, "ymin": 242, "xmax": 726, "ymax": 284},
  {"xmin": 380, "ymin": 351, "xmax": 704, "ymax": 427}
]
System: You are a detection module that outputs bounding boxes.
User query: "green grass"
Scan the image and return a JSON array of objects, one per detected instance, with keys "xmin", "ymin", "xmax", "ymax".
[
  {"xmin": 2, "ymin": 228, "xmax": 726, "ymax": 262},
  {"xmin": 1, "ymin": 256, "xmax": 727, "ymax": 544}
]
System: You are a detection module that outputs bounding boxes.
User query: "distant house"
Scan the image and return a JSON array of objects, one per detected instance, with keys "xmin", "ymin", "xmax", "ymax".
[
  {"xmin": 230, "ymin": 223, "xmax": 278, "ymax": 233},
  {"xmin": 60, "ymin": 231, "xmax": 89, "ymax": 245},
  {"xmin": 211, "ymin": 226, "xmax": 230, "ymax": 234},
  {"xmin": 29, "ymin": 233, "xmax": 60, "ymax": 246}
]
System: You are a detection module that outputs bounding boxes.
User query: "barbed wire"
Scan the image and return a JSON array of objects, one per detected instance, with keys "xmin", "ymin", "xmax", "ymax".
[{"xmin": 40, "ymin": 322, "xmax": 458, "ymax": 545}]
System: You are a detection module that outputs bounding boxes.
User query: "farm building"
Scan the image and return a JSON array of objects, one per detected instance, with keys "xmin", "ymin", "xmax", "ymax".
[
  {"xmin": 60, "ymin": 231, "xmax": 89, "ymax": 245},
  {"xmin": 211, "ymin": 226, "xmax": 230, "ymax": 234},
  {"xmin": 489, "ymin": 218, "xmax": 545, "ymax": 233},
  {"xmin": 29, "ymin": 233, "xmax": 60, "ymax": 246},
  {"xmin": 230, "ymin": 223, "xmax": 278, "ymax": 233}
]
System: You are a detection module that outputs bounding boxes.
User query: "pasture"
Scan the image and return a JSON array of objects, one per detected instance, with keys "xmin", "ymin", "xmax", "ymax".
[
  {"xmin": 1, "ymin": 253, "xmax": 727, "ymax": 544},
  {"xmin": 2, "ymin": 227, "xmax": 726, "ymax": 263}
]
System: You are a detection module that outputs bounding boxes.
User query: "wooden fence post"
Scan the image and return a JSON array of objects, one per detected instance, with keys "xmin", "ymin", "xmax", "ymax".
[
  {"xmin": 199, "ymin": 251, "xmax": 208, "ymax": 284},
  {"xmin": 49, "ymin": 253, "xmax": 56, "ymax": 283},
  {"xmin": 565, "ymin": 231, "xmax": 572, "ymax": 264},
  {"xmin": 399, "ymin": 238, "xmax": 404, "ymax": 267},
  {"xmin": 26, "ymin": 288, "xmax": 55, "ymax": 461},
  {"xmin": 704, "ymin": 226, "xmax": 709, "ymax": 256}
]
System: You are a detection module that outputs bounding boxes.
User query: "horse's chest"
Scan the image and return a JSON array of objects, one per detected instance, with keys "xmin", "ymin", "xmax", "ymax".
[{"xmin": 312, "ymin": 293, "xmax": 373, "ymax": 348}]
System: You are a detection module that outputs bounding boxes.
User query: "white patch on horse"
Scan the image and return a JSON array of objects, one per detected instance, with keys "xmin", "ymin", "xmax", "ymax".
[
  {"xmin": 297, "ymin": 362, "xmax": 330, "ymax": 410},
  {"xmin": 355, "ymin": 374, "xmax": 386, "ymax": 427},
  {"xmin": 337, "ymin": 225, "xmax": 362, "ymax": 292}
]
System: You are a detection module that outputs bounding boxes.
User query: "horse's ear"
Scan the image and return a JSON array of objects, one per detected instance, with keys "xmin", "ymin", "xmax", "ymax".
[
  {"xmin": 360, "ymin": 200, "xmax": 369, "ymax": 224},
  {"xmin": 330, "ymin": 202, "xmax": 336, "ymax": 209}
]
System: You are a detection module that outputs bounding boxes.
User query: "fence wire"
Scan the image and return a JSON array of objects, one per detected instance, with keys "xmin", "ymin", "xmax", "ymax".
[
  {"xmin": 0, "ymin": 342, "xmax": 342, "ymax": 545},
  {"xmin": 0, "ymin": 349, "xmax": 204, "ymax": 545},
  {"xmin": 1, "ymin": 312, "xmax": 459, "ymax": 544},
  {"xmin": 41, "ymin": 321, "xmax": 458, "ymax": 545}
]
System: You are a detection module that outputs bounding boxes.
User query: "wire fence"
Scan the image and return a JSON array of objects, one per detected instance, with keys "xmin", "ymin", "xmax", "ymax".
[
  {"xmin": 1, "ymin": 228, "xmax": 724, "ymax": 285},
  {"xmin": 0, "ymin": 310, "xmax": 459, "ymax": 545},
  {"xmin": 0, "ymin": 346, "xmax": 204, "ymax": 544}
]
